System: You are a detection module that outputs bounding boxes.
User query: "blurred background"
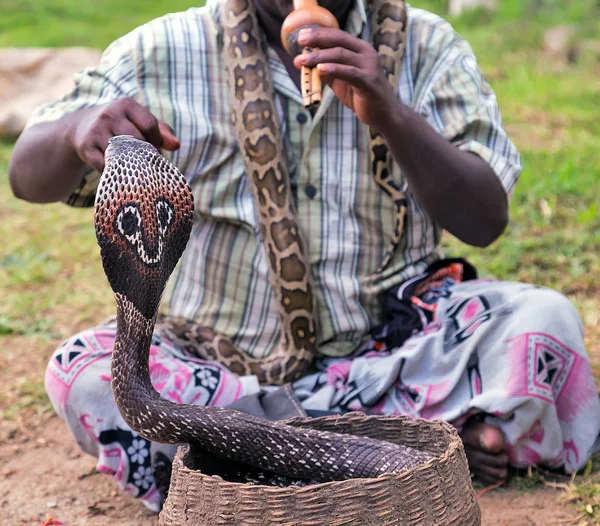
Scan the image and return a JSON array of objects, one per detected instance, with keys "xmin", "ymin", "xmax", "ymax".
[{"xmin": 0, "ymin": 0, "xmax": 598, "ymax": 524}]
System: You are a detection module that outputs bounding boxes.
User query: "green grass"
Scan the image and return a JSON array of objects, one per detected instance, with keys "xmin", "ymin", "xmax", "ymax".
[
  {"xmin": 0, "ymin": 0, "xmax": 200, "ymax": 48},
  {"xmin": 423, "ymin": 0, "xmax": 600, "ymax": 295},
  {"xmin": 0, "ymin": 140, "xmax": 112, "ymax": 336},
  {"xmin": 0, "ymin": 0, "xmax": 599, "ymax": 517}
]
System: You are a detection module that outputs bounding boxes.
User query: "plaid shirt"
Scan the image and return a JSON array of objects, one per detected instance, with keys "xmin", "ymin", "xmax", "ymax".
[{"xmin": 28, "ymin": 0, "xmax": 522, "ymax": 358}]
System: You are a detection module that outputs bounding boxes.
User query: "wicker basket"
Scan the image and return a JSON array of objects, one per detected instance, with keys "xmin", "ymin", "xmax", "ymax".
[{"xmin": 159, "ymin": 413, "xmax": 480, "ymax": 525}]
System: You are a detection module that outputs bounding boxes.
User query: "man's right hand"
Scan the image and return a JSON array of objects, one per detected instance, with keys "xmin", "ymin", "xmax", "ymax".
[
  {"xmin": 69, "ymin": 98, "xmax": 180, "ymax": 173},
  {"xmin": 9, "ymin": 99, "xmax": 180, "ymax": 203}
]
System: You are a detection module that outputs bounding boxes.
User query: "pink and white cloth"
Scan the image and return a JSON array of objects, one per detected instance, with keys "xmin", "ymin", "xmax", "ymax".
[{"xmin": 45, "ymin": 279, "xmax": 600, "ymax": 513}]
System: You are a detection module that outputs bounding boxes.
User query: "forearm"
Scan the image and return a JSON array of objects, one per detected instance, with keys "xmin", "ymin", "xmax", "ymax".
[
  {"xmin": 9, "ymin": 99, "xmax": 180, "ymax": 205},
  {"xmin": 9, "ymin": 114, "xmax": 88, "ymax": 204},
  {"xmin": 376, "ymin": 101, "xmax": 508, "ymax": 247}
]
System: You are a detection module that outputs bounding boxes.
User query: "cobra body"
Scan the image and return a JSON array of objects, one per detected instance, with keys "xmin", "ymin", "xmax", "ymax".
[{"xmin": 95, "ymin": 0, "xmax": 428, "ymax": 484}]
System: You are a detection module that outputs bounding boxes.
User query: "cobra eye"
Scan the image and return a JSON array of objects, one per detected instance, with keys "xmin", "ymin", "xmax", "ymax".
[
  {"xmin": 121, "ymin": 211, "xmax": 139, "ymax": 236},
  {"xmin": 116, "ymin": 205, "xmax": 142, "ymax": 242},
  {"xmin": 156, "ymin": 200, "xmax": 175, "ymax": 235}
]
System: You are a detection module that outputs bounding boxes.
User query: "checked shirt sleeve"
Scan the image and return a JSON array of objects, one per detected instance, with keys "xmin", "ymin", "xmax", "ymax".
[
  {"xmin": 25, "ymin": 38, "xmax": 140, "ymax": 207},
  {"xmin": 416, "ymin": 36, "xmax": 523, "ymax": 199}
]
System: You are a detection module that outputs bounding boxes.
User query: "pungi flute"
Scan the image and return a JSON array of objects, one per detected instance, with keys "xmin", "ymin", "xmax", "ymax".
[{"xmin": 281, "ymin": 0, "xmax": 339, "ymax": 109}]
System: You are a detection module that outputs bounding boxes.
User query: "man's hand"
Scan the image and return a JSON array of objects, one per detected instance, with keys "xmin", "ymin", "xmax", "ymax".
[
  {"xmin": 9, "ymin": 98, "xmax": 180, "ymax": 203},
  {"xmin": 293, "ymin": 27, "xmax": 509, "ymax": 249},
  {"xmin": 68, "ymin": 98, "xmax": 180, "ymax": 173},
  {"xmin": 294, "ymin": 28, "xmax": 396, "ymax": 127}
]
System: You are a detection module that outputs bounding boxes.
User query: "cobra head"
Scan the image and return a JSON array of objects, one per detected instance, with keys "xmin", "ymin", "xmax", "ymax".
[{"xmin": 94, "ymin": 136, "xmax": 194, "ymax": 319}]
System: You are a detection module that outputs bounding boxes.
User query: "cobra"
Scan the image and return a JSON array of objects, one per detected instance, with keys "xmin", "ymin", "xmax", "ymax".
[{"xmin": 94, "ymin": 0, "xmax": 427, "ymax": 483}]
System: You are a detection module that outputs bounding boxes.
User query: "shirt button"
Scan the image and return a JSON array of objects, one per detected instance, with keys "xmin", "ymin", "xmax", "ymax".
[
  {"xmin": 296, "ymin": 112, "xmax": 308, "ymax": 124},
  {"xmin": 305, "ymin": 184, "xmax": 317, "ymax": 199}
]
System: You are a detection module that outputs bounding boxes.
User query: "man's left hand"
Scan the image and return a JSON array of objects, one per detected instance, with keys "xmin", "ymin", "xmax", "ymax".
[{"xmin": 294, "ymin": 27, "xmax": 398, "ymax": 128}]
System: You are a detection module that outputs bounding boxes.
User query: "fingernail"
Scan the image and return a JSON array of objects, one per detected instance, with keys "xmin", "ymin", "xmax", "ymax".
[
  {"xmin": 317, "ymin": 63, "xmax": 330, "ymax": 73},
  {"xmin": 480, "ymin": 434, "xmax": 489, "ymax": 452},
  {"xmin": 298, "ymin": 28, "xmax": 311, "ymax": 45}
]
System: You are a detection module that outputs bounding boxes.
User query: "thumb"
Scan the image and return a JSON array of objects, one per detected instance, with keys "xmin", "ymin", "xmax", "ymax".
[{"xmin": 158, "ymin": 121, "xmax": 181, "ymax": 151}]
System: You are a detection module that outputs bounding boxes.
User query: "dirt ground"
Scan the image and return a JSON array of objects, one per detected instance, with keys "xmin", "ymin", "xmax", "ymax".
[
  {"xmin": 1, "ymin": 293, "xmax": 596, "ymax": 526},
  {"xmin": 1, "ymin": 303, "xmax": 596, "ymax": 526},
  {"xmin": 0, "ymin": 415, "xmax": 583, "ymax": 526}
]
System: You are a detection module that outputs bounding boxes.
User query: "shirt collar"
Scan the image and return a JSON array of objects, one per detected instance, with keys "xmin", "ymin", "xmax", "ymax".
[
  {"xmin": 208, "ymin": 0, "xmax": 367, "ymax": 41},
  {"xmin": 208, "ymin": 0, "xmax": 368, "ymax": 106}
]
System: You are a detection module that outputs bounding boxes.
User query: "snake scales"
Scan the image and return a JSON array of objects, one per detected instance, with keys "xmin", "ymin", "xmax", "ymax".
[
  {"xmin": 94, "ymin": 0, "xmax": 430, "ymax": 484},
  {"xmin": 158, "ymin": 0, "xmax": 410, "ymax": 386}
]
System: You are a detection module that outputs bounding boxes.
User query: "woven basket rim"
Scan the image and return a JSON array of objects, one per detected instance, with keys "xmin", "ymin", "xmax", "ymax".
[
  {"xmin": 175, "ymin": 413, "xmax": 465, "ymax": 492},
  {"xmin": 160, "ymin": 414, "xmax": 481, "ymax": 526}
]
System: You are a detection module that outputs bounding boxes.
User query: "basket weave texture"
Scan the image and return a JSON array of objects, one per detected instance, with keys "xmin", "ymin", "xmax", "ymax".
[{"xmin": 159, "ymin": 413, "xmax": 481, "ymax": 525}]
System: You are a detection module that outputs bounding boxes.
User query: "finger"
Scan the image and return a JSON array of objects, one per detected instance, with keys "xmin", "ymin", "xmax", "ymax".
[
  {"xmin": 158, "ymin": 121, "xmax": 181, "ymax": 151},
  {"xmin": 474, "ymin": 466, "xmax": 508, "ymax": 485},
  {"xmin": 85, "ymin": 145, "xmax": 106, "ymax": 173},
  {"xmin": 294, "ymin": 47, "xmax": 362, "ymax": 69},
  {"xmin": 110, "ymin": 121, "xmax": 145, "ymax": 142},
  {"xmin": 464, "ymin": 447, "xmax": 509, "ymax": 485},
  {"xmin": 316, "ymin": 63, "xmax": 371, "ymax": 90},
  {"xmin": 464, "ymin": 446, "xmax": 509, "ymax": 469},
  {"xmin": 298, "ymin": 27, "xmax": 369, "ymax": 53},
  {"xmin": 111, "ymin": 117, "xmax": 180, "ymax": 152},
  {"xmin": 124, "ymin": 101, "xmax": 163, "ymax": 148}
]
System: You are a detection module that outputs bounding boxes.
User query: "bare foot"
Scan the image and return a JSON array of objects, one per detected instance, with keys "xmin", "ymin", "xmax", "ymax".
[{"xmin": 461, "ymin": 421, "xmax": 508, "ymax": 485}]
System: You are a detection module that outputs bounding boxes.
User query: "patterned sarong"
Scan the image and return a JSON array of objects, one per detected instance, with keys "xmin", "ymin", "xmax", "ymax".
[{"xmin": 45, "ymin": 276, "xmax": 600, "ymax": 512}]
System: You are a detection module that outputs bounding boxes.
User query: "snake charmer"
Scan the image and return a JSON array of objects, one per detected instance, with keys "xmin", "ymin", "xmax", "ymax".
[{"xmin": 10, "ymin": 0, "xmax": 600, "ymax": 514}]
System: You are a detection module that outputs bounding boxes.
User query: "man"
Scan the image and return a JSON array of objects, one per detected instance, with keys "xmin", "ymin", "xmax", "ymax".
[{"xmin": 9, "ymin": 0, "xmax": 600, "ymax": 514}]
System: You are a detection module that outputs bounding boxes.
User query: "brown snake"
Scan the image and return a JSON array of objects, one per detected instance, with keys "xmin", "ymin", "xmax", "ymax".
[
  {"xmin": 94, "ymin": 0, "xmax": 430, "ymax": 483},
  {"xmin": 156, "ymin": 0, "xmax": 410, "ymax": 385}
]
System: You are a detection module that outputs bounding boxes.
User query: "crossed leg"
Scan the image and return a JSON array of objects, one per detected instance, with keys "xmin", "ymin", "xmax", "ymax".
[{"xmin": 44, "ymin": 281, "xmax": 600, "ymax": 511}]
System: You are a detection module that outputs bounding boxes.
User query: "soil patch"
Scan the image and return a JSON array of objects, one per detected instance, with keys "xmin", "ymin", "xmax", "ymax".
[{"xmin": 0, "ymin": 416, "xmax": 581, "ymax": 526}]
